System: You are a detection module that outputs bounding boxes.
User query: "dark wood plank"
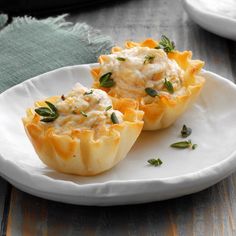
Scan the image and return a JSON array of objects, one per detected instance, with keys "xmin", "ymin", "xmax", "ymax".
[
  {"xmin": 0, "ymin": 178, "xmax": 8, "ymax": 221},
  {"xmin": 5, "ymin": 187, "xmax": 183, "ymax": 236},
  {"xmin": 6, "ymin": 188, "xmax": 48, "ymax": 236},
  {"xmin": 4, "ymin": 0, "xmax": 236, "ymax": 235},
  {"xmin": 0, "ymin": 177, "xmax": 11, "ymax": 236},
  {"xmin": 5, "ymin": 179, "xmax": 236, "ymax": 236}
]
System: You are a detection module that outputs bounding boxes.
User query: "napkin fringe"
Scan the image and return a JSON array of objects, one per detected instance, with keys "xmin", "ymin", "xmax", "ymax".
[
  {"xmin": 1, "ymin": 14, "xmax": 113, "ymax": 58},
  {"xmin": 70, "ymin": 22, "xmax": 113, "ymax": 58},
  {"xmin": 0, "ymin": 14, "xmax": 114, "ymax": 92}
]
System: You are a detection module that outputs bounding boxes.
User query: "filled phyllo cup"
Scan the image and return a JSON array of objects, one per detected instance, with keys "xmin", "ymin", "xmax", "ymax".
[
  {"xmin": 23, "ymin": 83, "xmax": 143, "ymax": 176},
  {"xmin": 91, "ymin": 37, "xmax": 205, "ymax": 130}
]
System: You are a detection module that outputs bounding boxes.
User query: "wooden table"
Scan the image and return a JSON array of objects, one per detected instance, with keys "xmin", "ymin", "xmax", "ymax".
[{"xmin": 1, "ymin": 0, "xmax": 236, "ymax": 235}]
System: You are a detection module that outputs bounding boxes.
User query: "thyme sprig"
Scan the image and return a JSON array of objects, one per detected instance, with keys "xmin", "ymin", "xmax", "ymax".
[
  {"xmin": 35, "ymin": 101, "xmax": 59, "ymax": 122},
  {"xmin": 156, "ymin": 35, "xmax": 175, "ymax": 53}
]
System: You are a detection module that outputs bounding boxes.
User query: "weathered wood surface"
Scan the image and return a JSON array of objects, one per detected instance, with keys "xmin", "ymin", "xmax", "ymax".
[
  {"xmin": 5, "ymin": 177, "xmax": 236, "ymax": 236},
  {"xmin": 0, "ymin": 178, "xmax": 10, "ymax": 236},
  {"xmin": 3, "ymin": 0, "xmax": 236, "ymax": 235}
]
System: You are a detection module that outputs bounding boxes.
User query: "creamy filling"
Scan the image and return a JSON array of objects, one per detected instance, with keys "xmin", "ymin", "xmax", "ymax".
[
  {"xmin": 40, "ymin": 83, "xmax": 123, "ymax": 136},
  {"xmin": 99, "ymin": 46, "xmax": 185, "ymax": 99}
]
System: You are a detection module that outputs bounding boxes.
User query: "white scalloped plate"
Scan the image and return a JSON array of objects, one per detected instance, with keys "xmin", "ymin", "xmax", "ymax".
[
  {"xmin": 0, "ymin": 64, "xmax": 236, "ymax": 206},
  {"xmin": 183, "ymin": 0, "xmax": 236, "ymax": 40}
]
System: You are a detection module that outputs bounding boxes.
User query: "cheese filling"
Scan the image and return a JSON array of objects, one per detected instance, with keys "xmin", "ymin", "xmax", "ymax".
[
  {"xmin": 99, "ymin": 46, "xmax": 185, "ymax": 99},
  {"xmin": 39, "ymin": 83, "xmax": 123, "ymax": 136}
]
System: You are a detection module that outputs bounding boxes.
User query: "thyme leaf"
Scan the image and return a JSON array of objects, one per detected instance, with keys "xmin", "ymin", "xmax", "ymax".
[
  {"xmin": 45, "ymin": 101, "xmax": 57, "ymax": 113},
  {"xmin": 99, "ymin": 72, "xmax": 115, "ymax": 88},
  {"xmin": 84, "ymin": 90, "xmax": 93, "ymax": 95},
  {"xmin": 148, "ymin": 158, "xmax": 163, "ymax": 166},
  {"xmin": 144, "ymin": 55, "xmax": 155, "ymax": 64},
  {"xmin": 111, "ymin": 112, "xmax": 119, "ymax": 124},
  {"xmin": 34, "ymin": 107, "xmax": 53, "ymax": 117},
  {"xmin": 155, "ymin": 45, "xmax": 161, "ymax": 49},
  {"xmin": 80, "ymin": 111, "xmax": 88, "ymax": 117},
  {"xmin": 170, "ymin": 140, "xmax": 197, "ymax": 150},
  {"xmin": 35, "ymin": 101, "xmax": 59, "ymax": 122},
  {"xmin": 145, "ymin": 87, "xmax": 159, "ymax": 97},
  {"xmin": 164, "ymin": 78, "xmax": 174, "ymax": 94},
  {"xmin": 40, "ymin": 117, "xmax": 58, "ymax": 123},
  {"xmin": 117, "ymin": 57, "xmax": 126, "ymax": 61},
  {"xmin": 181, "ymin": 124, "xmax": 192, "ymax": 138},
  {"xmin": 158, "ymin": 35, "xmax": 175, "ymax": 53},
  {"xmin": 105, "ymin": 105, "xmax": 112, "ymax": 111}
]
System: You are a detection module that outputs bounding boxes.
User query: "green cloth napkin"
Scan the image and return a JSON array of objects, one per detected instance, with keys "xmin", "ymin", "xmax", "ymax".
[
  {"xmin": 0, "ymin": 14, "xmax": 113, "ymax": 93},
  {"xmin": 0, "ymin": 14, "xmax": 8, "ymax": 29}
]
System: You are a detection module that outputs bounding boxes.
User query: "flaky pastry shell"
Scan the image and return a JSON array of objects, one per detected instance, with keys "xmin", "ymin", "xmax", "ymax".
[
  {"xmin": 23, "ymin": 97, "xmax": 143, "ymax": 176},
  {"xmin": 91, "ymin": 38, "xmax": 205, "ymax": 130}
]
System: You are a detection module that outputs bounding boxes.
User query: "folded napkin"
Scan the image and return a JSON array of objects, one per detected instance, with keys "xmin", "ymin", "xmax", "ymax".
[
  {"xmin": 0, "ymin": 14, "xmax": 8, "ymax": 29},
  {"xmin": 0, "ymin": 14, "xmax": 113, "ymax": 93}
]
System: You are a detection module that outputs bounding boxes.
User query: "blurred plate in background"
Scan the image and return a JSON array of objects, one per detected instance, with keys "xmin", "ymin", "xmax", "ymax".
[{"xmin": 183, "ymin": 0, "xmax": 236, "ymax": 40}]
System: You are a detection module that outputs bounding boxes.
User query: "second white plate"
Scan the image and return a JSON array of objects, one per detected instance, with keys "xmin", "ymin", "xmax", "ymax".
[
  {"xmin": 183, "ymin": 0, "xmax": 236, "ymax": 40},
  {"xmin": 0, "ymin": 64, "xmax": 236, "ymax": 205}
]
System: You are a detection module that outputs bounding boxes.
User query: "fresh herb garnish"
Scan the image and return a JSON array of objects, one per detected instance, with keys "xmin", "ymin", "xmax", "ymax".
[
  {"xmin": 148, "ymin": 158, "xmax": 163, "ymax": 166},
  {"xmin": 61, "ymin": 94, "xmax": 65, "ymax": 101},
  {"xmin": 39, "ymin": 117, "xmax": 58, "ymax": 122},
  {"xmin": 117, "ymin": 57, "xmax": 126, "ymax": 61},
  {"xmin": 111, "ymin": 112, "xmax": 119, "ymax": 124},
  {"xmin": 105, "ymin": 105, "xmax": 112, "ymax": 111},
  {"xmin": 157, "ymin": 35, "xmax": 175, "ymax": 53},
  {"xmin": 45, "ymin": 101, "xmax": 57, "ymax": 113},
  {"xmin": 80, "ymin": 111, "xmax": 88, "ymax": 117},
  {"xmin": 84, "ymin": 90, "xmax": 93, "ymax": 95},
  {"xmin": 181, "ymin": 124, "xmax": 192, "ymax": 138},
  {"xmin": 99, "ymin": 72, "xmax": 115, "ymax": 88},
  {"xmin": 35, "ymin": 101, "xmax": 59, "ymax": 122},
  {"xmin": 34, "ymin": 107, "xmax": 53, "ymax": 117},
  {"xmin": 144, "ymin": 55, "xmax": 155, "ymax": 64},
  {"xmin": 145, "ymin": 87, "xmax": 158, "ymax": 97},
  {"xmin": 164, "ymin": 78, "xmax": 174, "ymax": 94},
  {"xmin": 170, "ymin": 140, "xmax": 197, "ymax": 150}
]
